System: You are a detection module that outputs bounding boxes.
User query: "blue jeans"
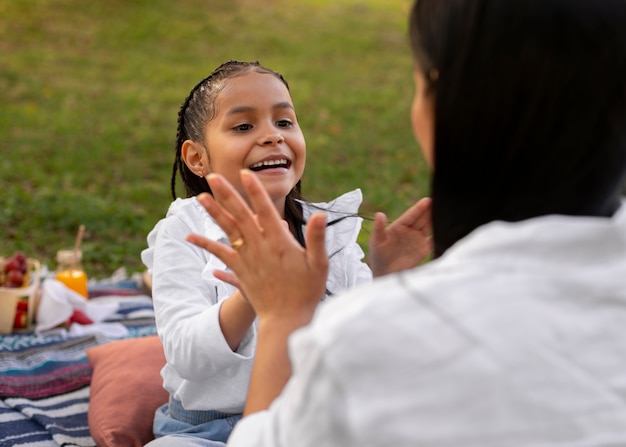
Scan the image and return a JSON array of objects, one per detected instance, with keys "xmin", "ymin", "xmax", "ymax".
[{"xmin": 144, "ymin": 398, "xmax": 242, "ymax": 447}]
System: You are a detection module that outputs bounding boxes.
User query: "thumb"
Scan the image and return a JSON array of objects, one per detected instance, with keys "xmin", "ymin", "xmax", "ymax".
[
  {"xmin": 305, "ymin": 213, "xmax": 328, "ymax": 273},
  {"xmin": 370, "ymin": 212, "xmax": 387, "ymax": 246}
]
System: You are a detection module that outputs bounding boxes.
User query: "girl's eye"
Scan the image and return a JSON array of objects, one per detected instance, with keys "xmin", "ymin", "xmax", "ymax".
[
  {"xmin": 233, "ymin": 123, "xmax": 252, "ymax": 132},
  {"xmin": 276, "ymin": 119, "xmax": 292, "ymax": 128}
]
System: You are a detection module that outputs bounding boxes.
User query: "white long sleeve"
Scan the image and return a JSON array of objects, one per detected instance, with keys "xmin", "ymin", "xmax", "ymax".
[{"xmin": 142, "ymin": 190, "xmax": 372, "ymax": 412}]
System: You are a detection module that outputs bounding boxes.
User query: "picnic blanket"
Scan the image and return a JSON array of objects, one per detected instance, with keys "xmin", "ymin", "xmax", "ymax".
[{"xmin": 0, "ymin": 280, "xmax": 156, "ymax": 447}]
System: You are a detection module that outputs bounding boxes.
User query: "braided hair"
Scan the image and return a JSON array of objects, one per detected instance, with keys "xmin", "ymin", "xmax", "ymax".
[{"xmin": 171, "ymin": 60, "xmax": 305, "ymax": 246}]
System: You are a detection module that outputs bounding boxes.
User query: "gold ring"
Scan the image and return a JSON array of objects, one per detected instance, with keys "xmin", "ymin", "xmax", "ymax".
[{"xmin": 230, "ymin": 237, "xmax": 245, "ymax": 250}]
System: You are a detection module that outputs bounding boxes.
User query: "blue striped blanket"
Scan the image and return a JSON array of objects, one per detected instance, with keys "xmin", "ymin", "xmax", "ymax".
[{"xmin": 0, "ymin": 295, "xmax": 156, "ymax": 447}]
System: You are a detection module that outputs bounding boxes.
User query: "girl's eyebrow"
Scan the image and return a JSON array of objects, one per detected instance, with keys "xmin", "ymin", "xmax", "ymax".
[
  {"xmin": 226, "ymin": 102, "xmax": 294, "ymax": 116},
  {"xmin": 273, "ymin": 102, "xmax": 294, "ymax": 111}
]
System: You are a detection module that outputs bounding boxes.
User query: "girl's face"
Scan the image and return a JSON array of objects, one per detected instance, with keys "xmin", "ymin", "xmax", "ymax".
[
  {"xmin": 183, "ymin": 72, "xmax": 306, "ymax": 215},
  {"xmin": 410, "ymin": 68, "xmax": 435, "ymax": 168}
]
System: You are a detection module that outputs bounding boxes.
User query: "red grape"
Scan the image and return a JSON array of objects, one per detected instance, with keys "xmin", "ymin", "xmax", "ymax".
[
  {"xmin": 7, "ymin": 269, "xmax": 24, "ymax": 287},
  {"xmin": 2, "ymin": 251, "xmax": 29, "ymax": 286},
  {"xmin": 4, "ymin": 257, "xmax": 22, "ymax": 273}
]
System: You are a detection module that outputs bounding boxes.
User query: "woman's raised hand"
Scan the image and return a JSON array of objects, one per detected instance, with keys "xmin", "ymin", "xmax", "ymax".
[
  {"xmin": 186, "ymin": 170, "xmax": 329, "ymax": 324},
  {"xmin": 368, "ymin": 197, "xmax": 433, "ymax": 277}
]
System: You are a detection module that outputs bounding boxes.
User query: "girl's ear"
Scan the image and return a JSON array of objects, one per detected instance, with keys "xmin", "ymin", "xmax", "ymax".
[{"xmin": 182, "ymin": 140, "xmax": 209, "ymax": 177}]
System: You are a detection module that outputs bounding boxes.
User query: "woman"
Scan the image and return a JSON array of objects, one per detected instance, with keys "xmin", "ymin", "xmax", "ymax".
[{"xmin": 188, "ymin": 0, "xmax": 626, "ymax": 445}]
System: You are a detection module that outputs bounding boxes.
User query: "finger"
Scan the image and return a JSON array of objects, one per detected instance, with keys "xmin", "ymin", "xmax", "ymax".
[
  {"xmin": 207, "ymin": 173, "xmax": 265, "ymax": 239},
  {"xmin": 240, "ymin": 170, "xmax": 296, "ymax": 240},
  {"xmin": 212, "ymin": 270, "xmax": 241, "ymax": 290},
  {"xmin": 304, "ymin": 212, "xmax": 329, "ymax": 279},
  {"xmin": 196, "ymin": 193, "xmax": 243, "ymax": 243},
  {"xmin": 397, "ymin": 197, "xmax": 431, "ymax": 230},
  {"xmin": 186, "ymin": 233, "xmax": 237, "ymax": 265},
  {"xmin": 370, "ymin": 212, "xmax": 388, "ymax": 246},
  {"xmin": 415, "ymin": 197, "xmax": 433, "ymax": 234},
  {"xmin": 305, "ymin": 213, "xmax": 328, "ymax": 300},
  {"xmin": 396, "ymin": 201, "xmax": 424, "ymax": 225},
  {"xmin": 373, "ymin": 212, "xmax": 387, "ymax": 232}
]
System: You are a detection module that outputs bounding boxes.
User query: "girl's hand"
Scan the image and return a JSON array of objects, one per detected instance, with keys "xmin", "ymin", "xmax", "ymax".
[
  {"xmin": 186, "ymin": 171, "xmax": 329, "ymax": 325},
  {"xmin": 368, "ymin": 197, "xmax": 433, "ymax": 277}
]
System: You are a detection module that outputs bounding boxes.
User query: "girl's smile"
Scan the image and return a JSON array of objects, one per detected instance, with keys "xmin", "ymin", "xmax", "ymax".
[{"xmin": 248, "ymin": 156, "xmax": 291, "ymax": 172}]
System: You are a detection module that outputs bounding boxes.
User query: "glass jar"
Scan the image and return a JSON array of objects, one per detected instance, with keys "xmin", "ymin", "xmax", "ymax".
[{"xmin": 55, "ymin": 249, "xmax": 88, "ymax": 298}]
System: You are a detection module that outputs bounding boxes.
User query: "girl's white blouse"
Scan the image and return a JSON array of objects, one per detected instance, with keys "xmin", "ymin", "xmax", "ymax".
[{"xmin": 141, "ymin": 189, "xmax": 372, "ymax": 412}]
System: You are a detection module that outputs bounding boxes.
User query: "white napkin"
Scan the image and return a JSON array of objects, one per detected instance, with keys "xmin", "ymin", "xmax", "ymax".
[
  {"xmin": 36, "ymin": 279, "xmax": 88, "ymax": 332},
  {"xmin": 35, "ymin": 279, "xmax": 129, "ymax": 338}
]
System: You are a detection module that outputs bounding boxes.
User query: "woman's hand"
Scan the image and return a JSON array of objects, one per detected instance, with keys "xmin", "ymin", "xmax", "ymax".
[
  {"xmin": 186, "ymin": 170, "xmax": 329, "ymax": 325},
  {"xmin": 369, "ymin": 197, "xmax": 433, "ymax": 277},
  {"xmin": 186, "ymin": 171, "xmax": 329, "ymax": 415}
]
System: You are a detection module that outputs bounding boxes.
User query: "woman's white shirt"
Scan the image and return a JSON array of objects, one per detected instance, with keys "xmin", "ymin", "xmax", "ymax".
[{"xmin": 230, "ymin": 202, "xmax": 626, "ymax": 446}]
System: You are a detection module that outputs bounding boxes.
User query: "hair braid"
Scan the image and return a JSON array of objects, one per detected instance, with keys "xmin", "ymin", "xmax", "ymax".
[{"xmin": 171, "ymin": 69, "xmax": 216, "ymax": 200}]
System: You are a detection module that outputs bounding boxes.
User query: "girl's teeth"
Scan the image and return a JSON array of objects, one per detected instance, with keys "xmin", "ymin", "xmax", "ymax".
[{"xmin": 250, "ymin": 159, "xmax": 288, "ymax": 169}]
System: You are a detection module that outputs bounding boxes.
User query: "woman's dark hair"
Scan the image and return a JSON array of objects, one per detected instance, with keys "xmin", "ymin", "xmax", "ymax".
[
  {"xmin": 409, "ymin": 0, "xmax": 626, "ymax": 257},
  {"xmin": 172, "ymin": 60, "xmax": 305, "ymax": 245}
]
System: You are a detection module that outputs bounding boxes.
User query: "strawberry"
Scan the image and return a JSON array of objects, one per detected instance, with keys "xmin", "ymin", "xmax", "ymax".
[{"xmin": 67, "ymin": 309, "xmax": 94, "ymax": 325}]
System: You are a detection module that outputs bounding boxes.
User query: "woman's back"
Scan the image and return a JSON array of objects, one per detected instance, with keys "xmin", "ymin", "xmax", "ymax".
[{"xmin": 262, "ymin": 205, "xmax": 626, "ymax": 446}]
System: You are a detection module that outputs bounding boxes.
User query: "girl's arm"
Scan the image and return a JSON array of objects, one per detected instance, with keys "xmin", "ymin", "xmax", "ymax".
[
  {"xmin": 219, "ymin": 289, "xmax": 256, "ymax": 351},
  {"xmin": 187, "ymin": 171, "xmax": 329, "ymax": 414},
  {"xmin": 147, "ymin": 208, "xmax": 256, "ymax": 383}
]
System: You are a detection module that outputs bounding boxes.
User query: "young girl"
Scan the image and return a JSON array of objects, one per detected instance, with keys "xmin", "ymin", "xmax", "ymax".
[{"xmin": 142, "ymin": 60, "xmax": 431, "ymax": 446}]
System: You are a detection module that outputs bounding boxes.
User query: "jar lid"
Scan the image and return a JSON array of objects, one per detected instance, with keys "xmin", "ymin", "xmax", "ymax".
[{"xmin": 56, "ymin": 249, "xmax": 82, "ymax": 264}]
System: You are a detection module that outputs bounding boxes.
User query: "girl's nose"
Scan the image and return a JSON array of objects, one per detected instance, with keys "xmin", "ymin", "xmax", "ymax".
[{"xmin": 261, "ymin": 133, "xmax": 285, "ymax": 145}]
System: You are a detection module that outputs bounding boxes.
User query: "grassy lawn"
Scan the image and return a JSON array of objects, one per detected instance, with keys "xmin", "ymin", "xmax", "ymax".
[{"xmin": 0, "ymin": 0, "xmax": 430, "ymax": 278}]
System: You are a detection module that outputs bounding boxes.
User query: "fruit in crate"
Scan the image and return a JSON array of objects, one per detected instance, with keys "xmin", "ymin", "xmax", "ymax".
[
  {"xmin": 1, "ymin": 252, "xmax": 29, "ymax": 287},
  {"xmin": 0, "ymin": 251, "xmax": 40, "ymax": 333}
]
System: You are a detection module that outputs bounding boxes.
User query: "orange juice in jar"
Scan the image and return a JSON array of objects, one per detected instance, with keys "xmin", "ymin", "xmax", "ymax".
[{"xmin": 55, "ymin": 249, "xmax": 88, "ymax": 298}]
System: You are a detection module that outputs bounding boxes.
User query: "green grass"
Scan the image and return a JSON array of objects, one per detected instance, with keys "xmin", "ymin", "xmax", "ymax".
[{"xmin": 0, "ymin": 0, "xmax": 430, "ymax": 278}]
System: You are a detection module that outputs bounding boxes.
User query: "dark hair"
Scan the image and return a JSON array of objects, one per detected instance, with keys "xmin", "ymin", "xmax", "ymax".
[
  {"xmin": 172, "ymin": 60, "xmax": 305, "ymax": 245},
  {"xmin": 409, "ymin": 0, "xmax": 626, "ymax": 257}
]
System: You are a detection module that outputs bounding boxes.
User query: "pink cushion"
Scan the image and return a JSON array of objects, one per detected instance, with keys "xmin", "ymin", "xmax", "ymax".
[{"xmin": 87, "ymin": 335, "xmax": 168, "ymax": 447}]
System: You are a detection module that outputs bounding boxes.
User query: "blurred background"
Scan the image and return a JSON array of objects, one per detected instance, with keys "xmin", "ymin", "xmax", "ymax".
[{"xmin": 1, "ymin": 0, "xmax": 429, "ymax": 278}]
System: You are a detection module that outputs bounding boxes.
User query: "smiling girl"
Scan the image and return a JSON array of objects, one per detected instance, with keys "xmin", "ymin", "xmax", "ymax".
[{"xmin": 141, "ymin": 60, "xmax": 433, "ymax": 446}]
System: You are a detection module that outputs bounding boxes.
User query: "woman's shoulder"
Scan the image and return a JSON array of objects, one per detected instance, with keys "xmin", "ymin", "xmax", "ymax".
[{"xmin": 300, "ymin": 273, "xmax": 426, "ymax": 358}]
